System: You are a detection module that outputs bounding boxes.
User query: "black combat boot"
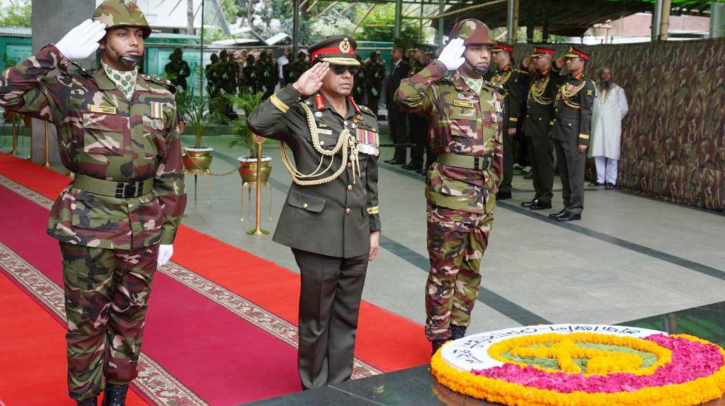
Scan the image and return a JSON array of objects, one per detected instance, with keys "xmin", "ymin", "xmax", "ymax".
[
  {"xmin": 102, "ymin": 383, "xmax": 129, "ymax": 406},
  {"xmin": 431, "ymin": 339, "xmax": 448, "ymax": 355},
  {"xmin": 451, "ymin": 325, "xmax": 467, "ymax": 340},
  {"xmin": 77, "ymin": 397, "xmax": 97, "ymax": 406}
]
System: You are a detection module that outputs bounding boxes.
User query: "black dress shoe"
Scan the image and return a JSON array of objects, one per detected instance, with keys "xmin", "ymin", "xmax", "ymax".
[
  {"xmin": 557, "ymin": 212, "xmax": 581, "ymax": 222},
  {"xmin": 384, "ymin": 159, "xmax": 405, "ymax": 165},
  {"xmin": 548, "ymin": 208, "xmax": 567, "ymax": 219},
  {"xmin": 529, "ymin": 201, "xmax": 552, "ymax": 210},
  {"xmin": 403, "ymin": 163, "xmax": 423, "ymax": 171},
  {"xmin": 451, "ymin": 325, "xmax": 467, "ymax": 340},
  {"xmin": 605, "ymin": 183, "xmax": 615, "ymax": 190},
  {"xmin": 523, "ymin": 172, "xmax": 533, "ymax": 180},
  {"xmin": 102, "ymin": 383, "xmax": 129, "ymax": 406},
  {"xmin": 77, "ymin": 398, "xmax": 97, "ymax": 406},
  {"xmin": 496, "ymin": 191, "xmax": 512, "ymax": 200},
  {"xmin": 589, "ymin": 181, "xmax": 604, "ymax": 186},
  {"xmin": 521, "ymin": 199, "xmax": 538, "ymax": 208}
]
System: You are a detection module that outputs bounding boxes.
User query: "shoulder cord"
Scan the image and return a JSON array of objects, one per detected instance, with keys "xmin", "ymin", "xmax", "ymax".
[
  {"xmin": 279, "ymin": 102, "xmax": 360, "ymax": 186},
  {"xmin": 528, "ymin": 76, "xmax": 552, "ymax": 105},
  {"xmin": 555, "ymin": 81, "xmax": 587, "ymax": 110}
]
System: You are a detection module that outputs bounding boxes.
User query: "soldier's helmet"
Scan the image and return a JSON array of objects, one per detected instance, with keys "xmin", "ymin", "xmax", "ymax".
[
  {"xmin": 448, "ymin": 19, "xmax": 495, "ymax": 46},
  {"xmin": 246, "ymin": 54, "xmax": 255, "ymax": 65},
  {"xmin": 173, "ymin": 48, "xmax": 183, "ymax": 56},
  {"xmin": 210, "ymin": 53, "xmax": 219, "ymax": 63},
  {"xmin": 220, "ymin": 50, "xmax": 228, "ymax": 59},
  {"xmin": 93, "ymin": 0, "xmax": 152, "ymax": 39}
]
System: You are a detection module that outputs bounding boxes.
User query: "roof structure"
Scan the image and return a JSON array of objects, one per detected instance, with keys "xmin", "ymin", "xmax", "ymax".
[{"xmin": 436, "ymin": 0, "xmax": 721, "ymax": 37}]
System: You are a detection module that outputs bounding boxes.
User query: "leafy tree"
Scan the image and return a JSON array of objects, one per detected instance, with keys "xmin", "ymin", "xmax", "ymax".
[
  {"xmin": 357, "ymin": 5, "xmax": 419, "ymax": 45},
  {"xmin": 0, "ymin": 0, "xmax": 31, "ymax": 28}
]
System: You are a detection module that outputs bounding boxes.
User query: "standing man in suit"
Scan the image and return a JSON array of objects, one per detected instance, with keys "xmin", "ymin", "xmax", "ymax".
[
  {"xmin": 385, "ymin": 45, "xmax": 410, "ymax": 165},
  {"xmin": 247, "ymin": 36, "xmax": 381, "ymax": 390}
]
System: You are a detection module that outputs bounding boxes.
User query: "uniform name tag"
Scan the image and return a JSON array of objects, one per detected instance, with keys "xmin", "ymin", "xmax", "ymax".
[
  {"xmin": 89, "ymin": 105, "xmax": 117, "ymax": 115},
  {"xmin": 453, "ymin": 100, "xmax": 474, "ymax": 108},
  {"xmin": 317, "ymin": 129, "xmax": 333, "ymax": 135}
]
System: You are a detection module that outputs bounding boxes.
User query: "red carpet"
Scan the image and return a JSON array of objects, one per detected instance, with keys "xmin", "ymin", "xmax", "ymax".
[{"xmin": 0, "ymin": 152, "xmax": 430, "ymax": 405}]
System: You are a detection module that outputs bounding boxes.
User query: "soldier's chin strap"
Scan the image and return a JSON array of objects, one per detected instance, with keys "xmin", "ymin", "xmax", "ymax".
[
  {"xmin": 105, "ymin": 41, "xmax": 142, "ymax": 69},
  {"xmin": 462, "ymin": 52, "xmax": 489, "ymax": 77}
]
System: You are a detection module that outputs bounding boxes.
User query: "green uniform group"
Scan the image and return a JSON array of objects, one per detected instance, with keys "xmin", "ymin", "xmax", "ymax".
[
  {"xmin": 396, "ymin": 20, "xmax": 504, "ymax": 349},
  {"xmin": 248, "ymin": 36, "xmax": 381, "ymax": 389},
  {"xmin": 0, "ymin": 1, "xmax": 186, "ymax": 402}
]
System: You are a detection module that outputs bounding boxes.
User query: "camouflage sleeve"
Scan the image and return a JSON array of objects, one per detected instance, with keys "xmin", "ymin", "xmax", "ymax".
[
  {"xmin": 578, "ymin": 80, "xmax": 596, "ymax": 147},
  {"xmin": 366, "ymin": 154, "xmax": 381, "ymax": 233},
  {"xmin": 156, "ymin": 110, "xmax": 187, "ymax": 245},
  {"xmin": 0, "ymin": 44, "xmax": 70, "ymax": 125},
  {"xmin": 394, "ymin": 60, "xmax": 447, "ymax": 115},
  {"xmin": 493, "ymin": 93, "xmax": 505, "ymax": 187},
  {"xmin": 247, "ymin": 85, "xmax": 302, "ymax": 142}
]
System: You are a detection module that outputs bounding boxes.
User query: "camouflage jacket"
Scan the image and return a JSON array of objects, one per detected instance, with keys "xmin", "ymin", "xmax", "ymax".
[
  {"xmin": 486, "ymin": 64, "xmax": 527, "ymax": 131},
  {"xmin": 552, "ymin": 72, "xmax": 596, "ymax": 147},
  {"xmin": 247, "ymin": 86, "xmax": 381, "ymax": 258},
  {"xmin": 523, "ymin": 66, "xmax": 566, "ymax": 138},
  {"xmin": 0, "ymin": 44, "xmax": 187, "ymax": 250},
  {"xmin": 395, "ymin": 60, "xmax": 504, "ymax": 214}
]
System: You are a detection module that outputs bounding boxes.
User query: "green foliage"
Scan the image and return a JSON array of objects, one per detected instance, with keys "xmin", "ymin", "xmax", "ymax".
[
  {"xmin": 0, "ymin": 0, "xmax": 31, "ymax": 28},
  {"xmin": 225, "ymin": 92, "xmax": 266, "ymax": 154},
  {"xmin": 357, "ymin": 5, "xmax": 420, "ymax": 44},
  {"xmin": 176, "ymin": 66, "xmax": 213, "ymax": 148}
]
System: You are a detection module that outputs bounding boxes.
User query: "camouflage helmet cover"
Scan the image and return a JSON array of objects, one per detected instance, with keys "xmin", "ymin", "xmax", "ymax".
[
  {"xmin": 449, "ymin": 19, "xmax": 495, "ymax": 46},
  {"xmin": 93, "ymin": 0, "xmax": 152, "ymax": 39}
]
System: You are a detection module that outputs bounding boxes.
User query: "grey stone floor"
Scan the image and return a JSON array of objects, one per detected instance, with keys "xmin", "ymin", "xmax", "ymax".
[{"xmin": 8, "ymin": 132, "xmax": 724, "ymax": 336}]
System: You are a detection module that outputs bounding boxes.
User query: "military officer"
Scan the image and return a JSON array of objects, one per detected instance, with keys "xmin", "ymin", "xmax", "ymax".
[
  {"xmin": 486, "ymin": 42, "xmax": 527, "ymax": 200},
  {"xmin": 164, "ymin": 47, "xmax": 191, "ymax": 90},
  {"xmin": 247, "ymin": 36, "xmax": 381, "ymax": 390},
  {"xmin": 403, "ymin": 47, "xmax": 430, "ymax": 174},
  {"xmin": 549, "ymin": 47, "xmax": 596, "ymax": 222},
  {"xmin": 395, "ymin": 19, "xmax": 504, "ymax": 355},
  {"xmin": 364, "ymin": 51, "xmax": 385, "ymax": 117},
  {"xmin": 520, "ymin": 47, "xmax": 566, "ymax": 210},
  {"xmin": 0, "ymin": 1, "xmax": 186, "ymax": 405},
  {"xmin": 288, "ymin": 50, "xmax": 309, "ymax": 85}
]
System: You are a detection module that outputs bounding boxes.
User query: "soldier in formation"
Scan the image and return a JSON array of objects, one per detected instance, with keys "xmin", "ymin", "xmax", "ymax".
[
  {"xmin": 396, "ymin": 19, "xmax": 504, "ymax": 355},
  {"xmin": 364, "ymin": 51, "xmax": 385, "ymax": 117},
  {"xmin": 486, "ymin": 43, "xmax": 527, "ymax": 200},
  {"xmin": 164, "ymin": 47, "xmax": 191, "ymax": 90},
  {"xmin": 0, "ymin": 1, "xmax": 186, "ymax": 404},
  {"xmin": 241, "ymin": 53, "xmax": 257, "ymax": 94},
  {"xmin": 248, "ymin": 36, "xmax": 381, "ymax": 389},
  {"xmin": 548, "ymin": 47, "xmax": 596, "ymax": 222},
  {"xmin": 287, "ymin": 50, "xmax": 309, "ymax": 85},
  {"xmin": 403, "ymin": 47, "xmax": 430, "ymax": 174},
  {"xmin": 256, "ymin": 50, "xmax": 278, "ymax": 99},
  {"xmin": 352, "ymin": 52, "xmax": 367, "ymax": 106}
]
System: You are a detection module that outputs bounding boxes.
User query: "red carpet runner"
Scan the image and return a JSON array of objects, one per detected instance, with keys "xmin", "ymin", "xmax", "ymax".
[{"xmin": 0, "ymin": 153, "xmax": 430, "ymax": 405}]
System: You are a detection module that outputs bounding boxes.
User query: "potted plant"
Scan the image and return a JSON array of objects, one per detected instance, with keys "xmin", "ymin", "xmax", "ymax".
[
  {"xmin": 178, "ymin": 66, "xmax": 214, "ymax": 173},
  {"xmin": 226, "ymin": 92, "xmax": 272, "ymax": 184}
]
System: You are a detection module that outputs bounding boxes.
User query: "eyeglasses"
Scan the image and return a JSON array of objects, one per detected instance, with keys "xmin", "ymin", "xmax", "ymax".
[{"xmin": 331, "ymin": 65, "xmax": 360, "ymax": 75}]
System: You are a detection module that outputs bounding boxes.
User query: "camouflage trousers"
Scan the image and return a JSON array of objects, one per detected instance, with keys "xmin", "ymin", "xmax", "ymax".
[
  {"xmin": 425, "ymin": 205, "xmax": 493, "ymax": 341},
  {"xmin": 60, "ymin": 242, "xmax": 159, "ymax": 401}
]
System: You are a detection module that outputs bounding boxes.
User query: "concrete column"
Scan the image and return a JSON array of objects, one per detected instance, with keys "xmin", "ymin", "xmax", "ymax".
[
  {"xmin": 659, "ymin": 0, "xmax": 672, "ymax": 41},
  {"xmin": 652, "ymin": 0, "xmax": 663, "ymax": 41},
  {"xmin": 436, "ymin": 0, "xmax": 445, "ymax": 45},
  {"xmin": 394, "ymin": 0, "xmax": 403, "ymax": 40},
  {"xmin": 31, "ymin": 0, "xmax": 96, "ymax": 165},
  {"xmin": 711, "ymin": 2, "xmax": 725, "ymax": 39},
  {"xmin": 293, "ymin": 0, "xmax": 301, "ymax": 54}
]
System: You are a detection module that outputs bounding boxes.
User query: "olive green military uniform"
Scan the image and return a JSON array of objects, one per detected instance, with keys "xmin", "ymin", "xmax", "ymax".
[
  {"xmin": 0, "ymin": 1, "xmax": 186, "ymax": 401},
  {"xmin": 522, "ymin": 48, "xmax": 566, "ymax": 207},
  {"xmin": 486, "ymin": 43, "xmax": 527, "ymax": 197},
  {"xmin": 552, "ymin": 47, "xmax": 596, "ymax": 216},
  {"xmin": 364, "ymin": 52, "xmax": 385, "ymax": 117},
  {"xmin": 247, "ymin": 36, "xmax": 381, "ymax": 390}
]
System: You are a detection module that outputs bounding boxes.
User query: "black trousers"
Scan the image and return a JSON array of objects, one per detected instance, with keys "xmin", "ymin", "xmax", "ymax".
[
  {"xmin": 554, "ymin": 138, "xmax": 585, "ymax": 214},
  {"xmin": 388, "ymin": 106, "xmax": 408, "ymax": 162},
  {"xmin": 500, "ymin": 125, "xmax": 514, "ymax": 194},
  {"xmin": 408, "ymin": 114, "xmax": 428, "ymax": 166},
  {"xmin": 292, "ymin": 249, "xmax": 369, "ymax": 390},
  {"xmin": 526, "ymin": 136, "xmax": 555, "ymax": 204}
]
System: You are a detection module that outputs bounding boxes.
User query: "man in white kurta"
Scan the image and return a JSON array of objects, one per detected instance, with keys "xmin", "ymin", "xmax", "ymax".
[{"xmin": 589, "ymin": 67, "xmax": 628, "ymax": 188}]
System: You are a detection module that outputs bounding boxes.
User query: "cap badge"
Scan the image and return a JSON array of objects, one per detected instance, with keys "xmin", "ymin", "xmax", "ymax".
[{"xmin": 339, "ymin": 38, "xmax": 351, "ymax": 54}]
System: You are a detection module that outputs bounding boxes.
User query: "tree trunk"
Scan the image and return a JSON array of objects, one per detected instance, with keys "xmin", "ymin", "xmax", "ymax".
[{"xmin": 187, "ymin": 0, "xmax": 195, "ymax": 35}]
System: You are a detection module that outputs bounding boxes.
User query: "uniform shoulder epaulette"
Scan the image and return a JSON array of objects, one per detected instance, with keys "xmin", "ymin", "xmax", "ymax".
[
  {"xmin": 359, "ymin": 104, "xmax": 375, "ymax": 116},
  {"xmin": 515, "ymin": 68, "xmax": 528, "ymax": 75},
  {"xmin": 483, "ymin": 80, "xmax": 506, "ymax": 95},
  {"xmin": 68, "ymin": 62, "xmax": 93, "ymax": 78},
  {"xmin": 142, "ymin": 74, "xmax": 177, "ymax": 95}
]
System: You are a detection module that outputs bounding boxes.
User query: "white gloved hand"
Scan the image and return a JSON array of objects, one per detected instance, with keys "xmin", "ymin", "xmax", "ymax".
[
  {"xmin": 157, "ymin": 244, "xmax": 174, "ymax": 267},
  {"xmin": 55, "ymin": 19, "xmax": 107, "ymax": 61},
  {"xmin": 436, "ymin": 38, "xmax": 466, "ymax": 71}
]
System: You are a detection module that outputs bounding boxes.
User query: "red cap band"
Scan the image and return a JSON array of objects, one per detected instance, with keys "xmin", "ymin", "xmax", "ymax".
[
  {"xmin": 571, "ymin": 49, "xmax": 589, "ymax": 60},
  {"xmin": 534, "ymin": 48, "xmax": 556, "ymax": 55},
  {"xmin": 311, "ymin": 46, "xmax": 353, "ymax": 61},
  {"xmin": 495, "ymin": 44, "xmax": 514, "ymax": 52}
]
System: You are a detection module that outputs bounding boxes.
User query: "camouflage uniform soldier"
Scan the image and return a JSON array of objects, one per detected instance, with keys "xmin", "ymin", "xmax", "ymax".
[
  {"xmin": 395, "ymin": 20, "xmax": 504, "ymax": 355},
  {"xmin": 248, "ymin": 36, "xmax": 381, "ymax": 389},
  {"xmin": 241, "ymin": 54, "xmax": 257, "ymax": 94},
  {"xmin": 352, "ymin": 52, "xmax": 367, "ymax": 106},
  {"xmin": 486, "ymin": 43, "xmax": 527, "ymax": 200},
  {"xmin": 206, "ymin": 53, "xmax": 220, "ymax": 96},
  {"xmin": 364, "ymin": 51, "xmax": 385, "ymax": 117},
  {"xmin": 287, "ymin": 51, "xmax": 309, "ymax": 85},
  {"xmin": 256, "ymin": 51, "xmax": 278, "ymax": 99},
  {"xmin": 0, "ymin": 2, "xmax": 186, "ymax": 405},
  {"xmin": 164, "ymin": 48, "xmax": 191, "ymax": 90},
  {"xmin": 548, "ymin": 47, "xmax": 596, "ymax": 222}
]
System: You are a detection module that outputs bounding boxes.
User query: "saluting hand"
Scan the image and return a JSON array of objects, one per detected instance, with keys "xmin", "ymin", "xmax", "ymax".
[
  {"xmin": 292, "ymin": 62, "xmax": 330, "ymax": 96},
  {"xmin": 55, "ymin": 19, "xmax": 107, "ymax": 61},
  {"xmin": 437, "ymin": 38, "xmax": 466, "ymax": 71}
]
